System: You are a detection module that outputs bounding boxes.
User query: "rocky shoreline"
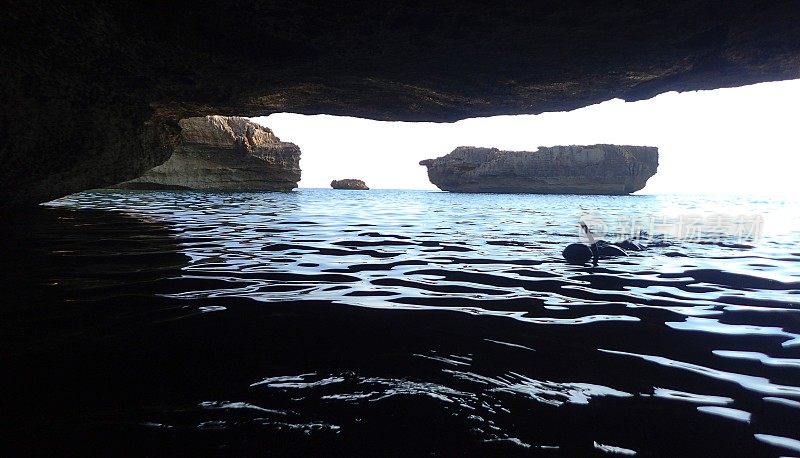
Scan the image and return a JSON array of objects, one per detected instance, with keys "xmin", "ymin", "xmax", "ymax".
[
  {"xmin": 114, "ymin": 116, "xmax": 301, "ymax": 191},
  {"xmin": 420, "ymin": 145, "xmax": 658, "ymax": 194}
]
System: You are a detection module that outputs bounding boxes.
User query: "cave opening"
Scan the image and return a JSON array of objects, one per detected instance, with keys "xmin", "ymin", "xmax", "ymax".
[
  {"xmin": 5, "ymin": 2, "xmax": 800, "ymax": 454},
  {"xmin": 247, "ymin": 79, "xmax": 800, "ymax": 196}
]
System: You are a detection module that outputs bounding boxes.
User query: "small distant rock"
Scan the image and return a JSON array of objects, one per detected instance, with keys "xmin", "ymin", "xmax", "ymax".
[{"xmin": 331, "ymin": 179, "xmax": 369, "ymax": 190}]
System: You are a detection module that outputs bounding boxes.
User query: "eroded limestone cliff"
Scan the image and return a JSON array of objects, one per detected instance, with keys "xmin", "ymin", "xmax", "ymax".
[
  {"xmin": 420, "ymin": 145, "xmax": 658, "ymax": 194},
  {"xmin": 115, "ymin": 116, "xmax": 300, "ymax": 191}
]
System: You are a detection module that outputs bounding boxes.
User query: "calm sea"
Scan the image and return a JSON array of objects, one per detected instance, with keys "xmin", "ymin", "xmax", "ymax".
[{"xmin": 1, "ymin": 189, "xmax": 799, "ymax": 455}]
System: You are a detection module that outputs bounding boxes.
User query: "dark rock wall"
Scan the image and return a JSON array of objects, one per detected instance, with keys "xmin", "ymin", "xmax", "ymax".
[{"xmin": 2, "ymin": 1, "xmax": 799, "ymax": 207}]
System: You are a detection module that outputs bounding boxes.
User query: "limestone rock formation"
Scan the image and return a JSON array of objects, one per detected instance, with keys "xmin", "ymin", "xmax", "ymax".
[
  {"xmin": 2, "ymin": 2, "xmax": 799, "ymax": 207},
  {"xmin": 420, "ymin": 145, "xmax": 658, "ymax": 194},
  {"xmin": 115, "ymin": 116, "xmax": 300, "ymax": 191},
  {"xmin": 330, "ymin": 179, "xmax": 369, "ymax": 190}
]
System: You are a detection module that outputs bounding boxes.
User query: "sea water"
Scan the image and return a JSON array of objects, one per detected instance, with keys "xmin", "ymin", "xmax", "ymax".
[{"xmin": 1, "ymin": 189, "xmax": 799, "ymax": 455}]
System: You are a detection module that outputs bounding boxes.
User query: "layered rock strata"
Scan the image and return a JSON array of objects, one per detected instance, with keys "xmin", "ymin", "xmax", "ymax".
[
  {"xmin": 420, "ymin": 145, "xmax": 658, "ymax": 194},
  {"xmin": 115, "ymin": 116, "xmax": 301, "ymax": 191}
]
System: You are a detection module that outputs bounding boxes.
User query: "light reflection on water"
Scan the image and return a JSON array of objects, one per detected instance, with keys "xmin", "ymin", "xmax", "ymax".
[{"xmin": 1, "ymin": 189, "xmax": 797, "ymax": 455}]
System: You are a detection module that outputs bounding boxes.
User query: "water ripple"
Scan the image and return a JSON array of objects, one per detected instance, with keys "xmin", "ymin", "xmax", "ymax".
[{"xmin": 1, "ymin": 189, "xmax": 796, "ymax": 455}]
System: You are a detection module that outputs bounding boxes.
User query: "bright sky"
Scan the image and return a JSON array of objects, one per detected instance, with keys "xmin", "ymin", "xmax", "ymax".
[{"xmin": 253, "ymin": 79, "xmax": 800, "ymax": 195}]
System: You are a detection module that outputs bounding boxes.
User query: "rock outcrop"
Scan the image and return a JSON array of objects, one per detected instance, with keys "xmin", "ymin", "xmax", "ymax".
[
  {"xmin": 2, "ymin": 2, "xmax": 799, "ymax": 207},
  {"xmin": 330, "ymin": 179, "xmax": 369, "ymax": 190},
  {"xmin": 114, "ymin": 116, "xmax": 301, "ymax": 191},
  {"xmin": 420, "ymin": 145, "xmax": 658, "ymax": 194}
]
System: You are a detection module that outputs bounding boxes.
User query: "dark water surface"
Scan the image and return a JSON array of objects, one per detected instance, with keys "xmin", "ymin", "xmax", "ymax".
[{"xmin": 2, "ymin": 189, "xmax": 799, "ymax": 456}]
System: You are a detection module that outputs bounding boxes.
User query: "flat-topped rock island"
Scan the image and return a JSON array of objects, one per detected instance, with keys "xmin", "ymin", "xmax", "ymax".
[
  {"xmin": 420, "ymin": 144, "xmax": 658, "ymax": 194},
  {"xmin": 331, "ymin": 179, "xmax": 370, "ymax": 190}
]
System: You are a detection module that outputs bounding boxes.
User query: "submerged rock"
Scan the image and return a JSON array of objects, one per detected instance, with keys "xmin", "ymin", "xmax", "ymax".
[
  {"xmin": 596, "ymin": 241, "xmax": 628, "ymax": 257},
  {"xmin": 616, "ymin": 239, "xmax": 646, "ymax": 251},
  {"xmin": 420, "ymin": 145, "xmax": 658, "ymax": 195},
  {"xmin": 114, "ymin": 116, "xmax": 301, "ymax": 191},
  {"xmin": 563, "ymin": 241, "xmax": 629, "ymax": 264},
  {"xmin": 331, "ymin": 179, "xmax": 369, "ymax": 190},
  {"xmin": 563, "ymin": 243, "xmax": 595, "ymax": 264}
]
